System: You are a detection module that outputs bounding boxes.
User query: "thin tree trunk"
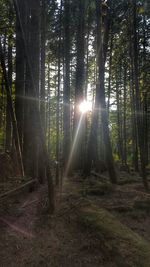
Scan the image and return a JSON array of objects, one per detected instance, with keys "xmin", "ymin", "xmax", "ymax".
[
  {"xmin": 0, "ymin": 38, "xmax": 24, "ymax": 177},
  {"xmin": 5, "ymin": 7, "xmax": 13, "ymax": 152},
  {"xmin": 116, "ymin": 78, "xmax": 123, "ymax": 163},
  {"xmin": 38, "ymin": 0, "xmax": 47, "ymax": 184},
  {"xmin": 55, "ymin": 0, "xmax": 62, "ymax": 184},
  {"xmin": 15, "ymin": 0, "xmax": 26, "ymax": 151},
  {"xmin": 72, "ymin": 0, "xmax": 85, "ymax": 170},
  {"xmin": 123, "ymin": 64, "xmax": 127, "ymax": 165},
  {"xmin": 107, "ymin": 35, "xmax": 113, "ymax": 116},
  {"xmin": 63, "ymin": 0, "xmax": 71, "ymax": 174}
]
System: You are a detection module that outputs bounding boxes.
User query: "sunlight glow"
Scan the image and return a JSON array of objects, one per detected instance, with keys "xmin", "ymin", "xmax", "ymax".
[
  {"xmin": 79, "ymin": 100, "xmax": 92, "ymax": 113},
  {"xmin": 64, "ymin": 114, "xmax": 84, "ymax": 177},
  {"xmin": 62, "ymin": 99, "xmax": 92, "ymax": 179}
]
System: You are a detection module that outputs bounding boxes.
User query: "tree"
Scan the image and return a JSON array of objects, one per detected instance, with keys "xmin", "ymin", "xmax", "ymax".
[
  {"xmin": 72, "ymin": 0, "xmax": 85, "ymax": 170},
  {"xmin": 63, "ymin": 0, "xmax": 71, "ymax": 173},
  {"xmin": 84, "ymin": 0, "xmax": 117, "ymax": 184}
]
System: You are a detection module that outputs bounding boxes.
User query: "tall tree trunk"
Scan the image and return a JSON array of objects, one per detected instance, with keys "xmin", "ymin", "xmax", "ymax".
[
  {"xmin": 40, "ymin": 0, "xmax": 46, "ymax": 132},
  {"xmin": 72, "ymin": 0, "xmax": 85, "ymax": 170},
  {"xmin": 128, "ymin": 15, "xmax": 139, "ymax": 171},
  {"xmin": 14, "ymin": 0, "xmax": 54, "ymax": 212},
  {"xmin": 0, "ymin": 38, "xmax": 24, "ymax": 177},
  {"xmin": 47, "ymin": 61, "xmax": 51, "ymax": 153},
  {"xmin": 84, "ymin": 0, "xmax": 117, "ymax": 184},
  {"xmin": 38, "ymin": 0, "xmax": 47, "ymax": 184},
  {"xmin": 97, "ymin": 0, "xmax": 117, "ymax": 183},
  {"xmin": 56, "ymin": 1, "xmax": 62, "ymax": 184},
  {"xmin": 107, "ymin": 35, "xmax": 113, "ymax": 116},
  {"xmin": 15, "ymin": 0, "xmax": 26, "ymax": 151},
  {"xmin": 5, "ymin": 7, "xmax": 13, "ymax": 152},
  {"xmin": 132, "ymin": 0, "xmax": 148, "ymax": 190},
  {"xmin": 23, "ymin": 0, "xmax": 40, "ymax": 179},
  {"xmin": 116, "ymin": 78, "xmax": 123, "ymax": 164},
  {"xmin": 123, "ymin": 64, "xmax": 127, "ymax": 165},
  {"xmin": 63, "ymin": 0, "xmax": 71, "ymax": 174}
]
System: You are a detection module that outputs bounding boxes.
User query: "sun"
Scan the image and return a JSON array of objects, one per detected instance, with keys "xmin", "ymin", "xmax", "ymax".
[{"xmin": 79, "ymin": 100, "xmax": 92, "ymax": 113}]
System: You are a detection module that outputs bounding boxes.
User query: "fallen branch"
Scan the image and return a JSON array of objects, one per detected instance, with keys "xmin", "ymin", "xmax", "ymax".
[
  {"xmin": 0, "ymin": 179, "xmax": 37, "ymax": 201},
  {"xmin": 91, "ymin": 171, "xmax": 108, "ymax": 181},
  {"xmin": 116, "ymin": 188, "xmax": 150, "ymax": 198}
]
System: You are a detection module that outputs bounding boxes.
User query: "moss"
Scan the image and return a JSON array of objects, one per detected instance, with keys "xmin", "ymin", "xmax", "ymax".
[
  {"xmin": 82, "ymin": 180, "xmax": 113, "ymax": 196},
  {"xmin": 78, "ymin": 204, "xmax": 150, "ymax": 267}
]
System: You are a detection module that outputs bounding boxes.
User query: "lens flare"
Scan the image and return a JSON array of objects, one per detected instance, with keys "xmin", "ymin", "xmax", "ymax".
[{"xmin": 79, "ymin": 100, "xmax": 92, "ymax": 113}]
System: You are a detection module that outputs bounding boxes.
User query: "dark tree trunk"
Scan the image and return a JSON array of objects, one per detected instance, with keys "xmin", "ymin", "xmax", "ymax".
[
  {"xmin": 116, "ymin": 78, "xmax": 123, "ymax": 164},
  {"xmin": 97, "ymin": 0, "xmax": 117, "ymax": 183},
  {"xmin": 128, "ymin": 17, "xmax": 139, "ymax": 171},
  {"xmin": 0, "ymin": 38, "xmax": 24, "ymax": 177},
  {"xmin": 38, "ymin": 0, "xmax": 47, "ymax": 184},
  {"xmin": 47, "ymin": 61, "xmax": 51, "ymax": 153},
  {"xmin": 15, "ymin": 0, "xmax": 26, "ymax": 151},
  {"xmin": 23, "ymin": 0, "xmax": 40, "ymax": 179},
  {"xmin": 72, "ymin": 0, "xmax": 85, "ymax": 170},
  {"xmin": 56, "ymin": 1, "xmax": 62, "ymax": 185},
  {"xmin": 84, "ymin": 0, "xmax": 117, "ymax": 184},
  {"xmin": 132, "ymin": 0, "xmax": 148, "ymax": 190},
  {"xmin": 107, "ymin": 35, "xmax": 113, "ymax": 116},
  {"xmin": 123, "ymin": 64, "xmax": 127, "ymax": 165},
  {"xmin": 5, "ymin": 7, "xmax": 13, "ymax": 152},
  {"xmin": 13, "ymin": 0, "xmax": 54, "ymax": 212},
  {"xmin": 63, "ymin": 0, "xmax": 71, "ymax": 174},
  {"xmin": 40, "ymin": 0, "xmax": 46, "ymax": 132}
]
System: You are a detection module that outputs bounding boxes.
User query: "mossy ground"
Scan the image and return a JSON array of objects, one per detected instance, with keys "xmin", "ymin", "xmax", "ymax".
[
  {"xmin": 1, "ymin": 171, "xmax": 150, "ymax": 266},
  {"xmin": 77, "ymin": 204, "xmax": 150, "ymax": 267}
]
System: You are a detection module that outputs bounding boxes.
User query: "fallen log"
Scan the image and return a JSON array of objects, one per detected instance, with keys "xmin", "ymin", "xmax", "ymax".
[
  {"xmin": 77, "ymin": 203, "xmax": 150, "ymax": 267},
  {"xmin": 91, "ymin": 171, "xmax": 108, "ymax": 181},
  {"xmin": 0, "ymin": 179, "xmax": 37, "ymax": 201}
]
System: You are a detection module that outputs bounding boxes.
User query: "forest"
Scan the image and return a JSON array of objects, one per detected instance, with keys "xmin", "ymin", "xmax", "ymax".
[{"xmin": 0, "ymin": 0, "xmax": 150, "ymax": 266}]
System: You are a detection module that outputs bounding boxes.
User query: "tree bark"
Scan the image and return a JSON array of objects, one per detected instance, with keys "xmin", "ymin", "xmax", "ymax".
[
  {"xmin": 13, "ymin": 0, "xmax": 55, "ymax": 212},
  {"xmin": 132, "ymin": 0, "xmax": 148, "ymax": 190},
  {"xmin": 0, "ymin": 38, "xmax": 24, "ymax": 177},
  {"xmin": 63, "ymin": 0, "xmax": 71, "ymax": 174}
]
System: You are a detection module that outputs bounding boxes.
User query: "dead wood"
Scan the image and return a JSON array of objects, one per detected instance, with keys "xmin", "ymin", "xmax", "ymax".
[{"xmin": 0, "ymin": 179, "xmax": 37, "ymax": 201}]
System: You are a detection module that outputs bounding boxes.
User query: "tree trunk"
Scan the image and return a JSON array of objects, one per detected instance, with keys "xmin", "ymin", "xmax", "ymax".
[
  {"xmin": 56, "ymin": 0, "xmax": 62, "ymax": 185},
  {"xmin": 38, "ymin": 0, "xmax": 47, "ymax": 184},
  {"xmin": 63, "ymin": 0, "xmax": 71, "ymax": 175},
  {"xmin": 13, "ymin": 0, "xmax": 54, "ymax": 212},
  {"xmin": 132, "ymin": 0, "xmax": 148, "ymax": 190},
  {"xmin": 72, "ymin": 0, "xmax": 85, "ymax": 170},
  {"xmin": 0, "ymin": 38, "xmax": 24, "ymax": 177},
  {"xmin": 15, "ymin": 0, "xmax": 26, "ymax": 151},
  {"xmin": 84, "ymin": 0, "xmax": 117, "ymax": 184},
  {"xmin": 5, "ymin": 7, "xmax": 13, "ymax": 152}
]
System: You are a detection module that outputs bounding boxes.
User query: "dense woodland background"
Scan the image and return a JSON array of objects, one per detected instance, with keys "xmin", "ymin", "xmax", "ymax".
[
  {"xmin": 0, "ymin": 0, "xmax": 150, "ymax": 210},
  {"xmin": 1, "ymin": 1, "xmax": 150, "ymax": 266}
]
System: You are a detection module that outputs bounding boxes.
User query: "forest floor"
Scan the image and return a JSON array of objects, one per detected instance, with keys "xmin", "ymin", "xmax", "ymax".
[{"xmin": 0, "ymin": 170, "xmax": 150, "ymax": 266}]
